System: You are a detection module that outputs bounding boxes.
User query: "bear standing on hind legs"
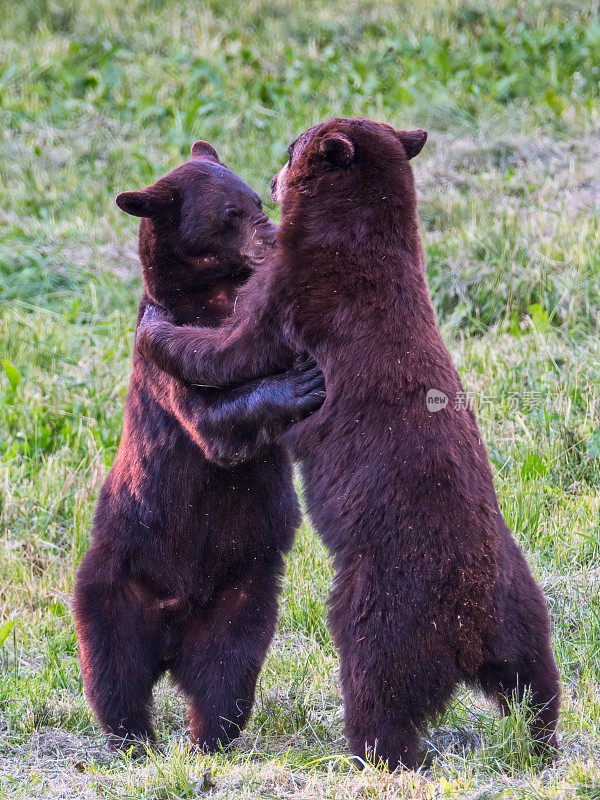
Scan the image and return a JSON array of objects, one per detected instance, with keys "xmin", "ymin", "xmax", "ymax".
[
  {"xmin": 72, "ymin": 142, "xmax": 325, "ymax": 752},
  {"xmin": 137, "ymin": 119, "xmax": 560, "ymax": 770}
]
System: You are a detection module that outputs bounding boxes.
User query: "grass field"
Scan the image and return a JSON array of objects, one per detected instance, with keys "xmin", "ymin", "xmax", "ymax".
[{"xmin": 1, "ymin": 0, "xmax": 600, "ymax": 797}]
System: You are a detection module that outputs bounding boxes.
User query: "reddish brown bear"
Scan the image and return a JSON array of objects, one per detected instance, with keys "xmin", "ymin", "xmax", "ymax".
[
  {"xmin": 72, "ymin": 142, "xmax": 325, "ymax": 751},
  {"xmin": 136, "ymin": 119, "xmax": 560, "ymax": 770}
]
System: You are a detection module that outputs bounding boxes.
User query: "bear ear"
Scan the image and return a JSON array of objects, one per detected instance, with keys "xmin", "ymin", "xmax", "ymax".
[
  {"xmin": 396, "ymin": 129, "xmax": 427, "ymax": 160},
  {"xmin": 115, "ymin": 187, "xmax": 173, "ymax": 217},
  {"xmin": 115, "ymin": 189, "xmax": 156, "ymax": 218},
  {"xmin": 319, "ymin": 134, "xmax": 355, "ymax": 167},
  {"xmin": 191, "ymin": 140, "xmax": 220, "ymax": 163}
]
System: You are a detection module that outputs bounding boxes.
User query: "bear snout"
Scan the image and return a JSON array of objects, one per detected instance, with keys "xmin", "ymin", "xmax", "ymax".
[
  {"xmin": 257, "ymin": 219, "xmax": 277, "ymax": 246},
  {"xmin": 271, "ymin": 163, "xmax": 288, "ymax": 202},
  {"xmin": 241, "ymin": 219, "xmax": 278, "ymax": 263}
]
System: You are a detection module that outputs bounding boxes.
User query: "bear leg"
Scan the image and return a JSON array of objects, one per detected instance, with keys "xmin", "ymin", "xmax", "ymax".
[
  {"xmin": 478, "ymin": 651, "xmax": 560, "ymax": 756},
  {"xmin": 73, "ymin": 560, "xmax": 164, "ymax": 749},
  {"xmin": 344, "ymin": 712, "xmax": 427, "ymax": 771},
  {"xmin": 478, "ymin": 576, "xmax": 560, "ymax": 757},
  {"xmin": 335, "ymin": 629, "xmax": 458, "ymax": 771},
  {"xmin": 170, "ymin": 570, "xmax": 280, "ymax": 752}
]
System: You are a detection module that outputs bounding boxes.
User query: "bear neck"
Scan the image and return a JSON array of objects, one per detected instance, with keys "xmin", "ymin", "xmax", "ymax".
[
  {"xmin": 279, "ymin": 192, "xmax": 438, "ymax": 343},
  {"xmin": 280, "ymin": 179, "xmax": 422, "ymax": 260},
  {"xmin": 139, "ymin": 238, "xmax": 242, "ymax": 326}
]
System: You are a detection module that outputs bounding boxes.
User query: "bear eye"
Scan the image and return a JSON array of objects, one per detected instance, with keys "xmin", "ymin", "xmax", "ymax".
[{"xmin": 224, "ymin": 205, "xmax": 241, "ymax": 221}]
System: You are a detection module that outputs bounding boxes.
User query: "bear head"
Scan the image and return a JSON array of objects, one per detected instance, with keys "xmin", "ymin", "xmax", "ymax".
[
  {"xmin": 271, "ymin": 118, "xmax": 427, "ymax": 251},
  {"xmin": 116, "ymin": 141, "xmax": 276, "ymax": 320}
]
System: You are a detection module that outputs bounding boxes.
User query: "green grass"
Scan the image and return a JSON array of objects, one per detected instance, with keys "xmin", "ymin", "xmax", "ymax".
[{"xmin": 1, "ymin": 0, "xmax": 600, "ymax": 796}]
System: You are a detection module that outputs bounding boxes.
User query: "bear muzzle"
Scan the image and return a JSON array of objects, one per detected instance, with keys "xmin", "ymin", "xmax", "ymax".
[{"xmin": 271, "ymin": 163, "xmax": 289, "ymax": 203}]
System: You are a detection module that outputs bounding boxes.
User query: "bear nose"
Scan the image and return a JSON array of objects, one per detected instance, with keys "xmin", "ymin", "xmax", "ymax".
[{"xmin": 259, "ymin": 221, "xmax": 277, "ymax": 244}]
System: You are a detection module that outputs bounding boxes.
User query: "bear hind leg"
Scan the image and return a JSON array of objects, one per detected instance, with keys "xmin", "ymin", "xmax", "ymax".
[
  {"xmin": 338, "ymin": 638, "xmax": 458, "ymax": 771},
  {"xmin": 478, "ymin": 654, "xmax": 560, "ymax": 757},
  {"xmin": 73, "ymin": 567, "xmax": 164, "ymax": 750},
  {"xmin": 344, "ymin": 713, "xmax": 427, "ymax": 772},
  {"xmin": 170, "ymin": 571, "xmax": 280, "ymax": 752},
  {"xmin": 478, "ymin": 584, "xmax": 560, "ymax": 758}
]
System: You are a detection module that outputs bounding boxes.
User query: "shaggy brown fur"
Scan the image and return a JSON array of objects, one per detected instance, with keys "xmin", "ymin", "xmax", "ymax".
[
  {"xmin": 136, "ymin": 120, "xmax": 560, "ymax": 770},
  {"xmin": 72, "ymin": 142, "xmax": 325, "ymax": 751}
]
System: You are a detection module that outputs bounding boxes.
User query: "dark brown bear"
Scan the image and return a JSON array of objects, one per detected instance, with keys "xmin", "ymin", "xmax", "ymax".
[
  {"xmin": 72, "ymin": 141, "xmax": 325, "ymax": 751},
  {"xmin": 136, "ymin": 120, "xmax": 560, "ymax": 770}
]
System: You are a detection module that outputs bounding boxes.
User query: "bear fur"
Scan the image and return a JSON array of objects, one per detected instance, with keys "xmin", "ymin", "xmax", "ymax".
[
  {"xmin": 72, "ymin": 142, "xmax": 325, "ymax": 751},
  {"xmin": 136, "ymin": 120, "xmax": 560, "ymax": 769}
]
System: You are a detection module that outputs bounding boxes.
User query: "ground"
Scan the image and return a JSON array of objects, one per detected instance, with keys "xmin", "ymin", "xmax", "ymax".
[{"xmin": 1, "ymin": 0, "xmax": 600, "ymax": 797}]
